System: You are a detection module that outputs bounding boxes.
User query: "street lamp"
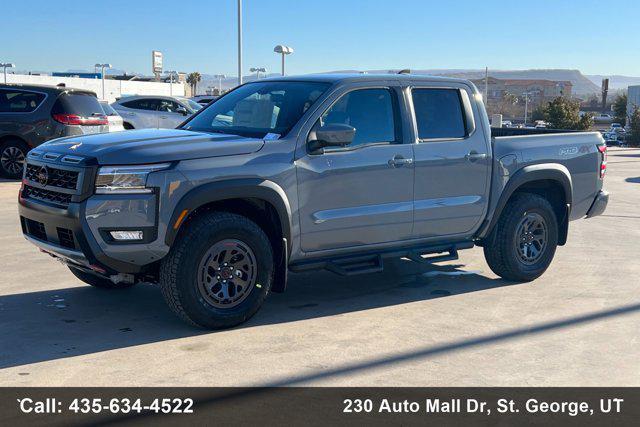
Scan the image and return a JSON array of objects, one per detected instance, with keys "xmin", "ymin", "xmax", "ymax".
[
  {"xmin": 522, "ymin": 91, "xmax": 533, "ymax": 126},
  {"xmin": 237, "ymin": 0, "xmax": 243, "ymax": 86},
  {"xmin": 1, "ymin": 63, "xmax": 15, "ymax": 84},
  {"xmin": 213, "ymin": 74, "xmax": 226, "ymax": 94},
  {"xmin": 166, "ymin": 70, "xmax": 178, "ymax": 96},
  {"xmin": 94, "ymin": 63, "xmax": 112, "ymax": 100},
  {"xmin": 273, "ymin": 45, "xmax": 293, "ymax": 76},
  {"xmin": 250, "ymin": 67, "xmax": 266, "ymax": 79}
]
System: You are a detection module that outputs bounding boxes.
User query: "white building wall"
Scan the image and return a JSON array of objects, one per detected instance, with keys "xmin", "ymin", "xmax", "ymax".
[
  {"xmin": 4, "ymin": 73, "xmax": 184, "ymax": 103},
  {"xmin": 628, "ymin": 85, "xmax": 640, "ymax": 124}
]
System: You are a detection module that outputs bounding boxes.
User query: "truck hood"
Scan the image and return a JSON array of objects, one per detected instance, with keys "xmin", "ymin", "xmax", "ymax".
[{"xmin": 40, "ymin": 129, "xmax": 265, "ymax": 165}]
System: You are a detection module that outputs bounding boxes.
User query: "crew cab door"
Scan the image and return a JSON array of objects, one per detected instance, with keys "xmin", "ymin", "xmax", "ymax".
[
  {"xmin": 409, "ymin": 86, "xmax": 491, "ymax": 239},
  {"xmin": 296, "ymin": 85, "xmax": 414, "ymax": 252}
]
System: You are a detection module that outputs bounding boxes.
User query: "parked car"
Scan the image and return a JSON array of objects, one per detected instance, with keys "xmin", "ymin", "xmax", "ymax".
[
  {"xmin": 99, "ymin": 101, "xmax": 125, "ymax": 132},
  {"xmin": 0, "ymin": 84, "xmax": 107, "ymax": 178},
  {"xmin": 111, "ymin": 95, "xmax": 202, "ymax": 129},
  {"xmin": 191, "ymin": 95, "xmax": 219, "ymax": 106},
  {"xmin": 18, "ymin": 74, "xmax": 608, "ymax": 329},
  {"xmin": 593, "ymin": 113, "xmax": 613, "ymax": 124}
]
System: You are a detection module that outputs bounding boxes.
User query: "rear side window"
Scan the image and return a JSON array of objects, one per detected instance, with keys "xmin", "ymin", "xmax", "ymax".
[
  {"xmin": 412, "ymin": 88, "xmax": 466, "ymax": 140},
  {"xmin": 52, "ymin": 93, "xmax": 103, "ymax": 116},
  {"xmin": 100, "ymin": 103, "xmax": 118, "ymax": 116},
  {"xmin": 121, "ymin": 99, "xmax": 159, "ymax": 111},
  {"xmin": 0, "ymin": 89, "xmax": 46, "ymax": 113}
]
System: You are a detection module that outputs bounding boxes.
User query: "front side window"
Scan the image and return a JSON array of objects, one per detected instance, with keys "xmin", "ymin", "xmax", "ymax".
[
  {"xmin": 0, "ymin": 89, "xmax": 46, "ymax": 113},
  {"xmin": 412, "ymin": 88, "xmax": 466, "ymax": 140},
  {"xmin": 158, "ymin": 100, "xmax": 182, "ymax": 113},
  {"xmin": 317, "ymin": 88, "xmax": 397, "ymax": 147},
  {"xmin": 183, "ymin": 81, "xmax": 330, "ymax": 139}
]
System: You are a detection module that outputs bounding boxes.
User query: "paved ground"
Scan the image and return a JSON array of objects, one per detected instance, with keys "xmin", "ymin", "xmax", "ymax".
[{"xmin": 1, "ymin": 147, "xmax": 639, "ymax": 386}]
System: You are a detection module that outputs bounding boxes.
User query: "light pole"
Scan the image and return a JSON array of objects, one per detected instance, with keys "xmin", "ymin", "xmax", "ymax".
[
  {"xmin": 214, "ymin": 74, "xmax": 226, "ymax": 94},
  {"xmin": 166, "ymin": 70, "xmax": 177, "ymax": 96},
  {"xmin": 1, "ymin": 63, "xmax": 15, "ymax": 84},
  {"xmin": 250, "ymin": 67, "xmax": 266, "ymax": 79},
  {"xmin": 237, "ymin": 0, "xmax": 242, "ymax": 86},
  {"xmin": 95, "ymin": 63, "xmax": 112, "ymax": 100},
  {"xmin": 522, "ymin": 91, "xmax": 532, "ymax": 126},
  {"xmin": 273, "ymin": 45, "xmax": 293, "ymax": 76}
]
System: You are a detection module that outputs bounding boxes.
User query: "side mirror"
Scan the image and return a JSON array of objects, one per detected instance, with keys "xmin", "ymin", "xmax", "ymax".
[
  {"xmin": 308, "ymin": 123, "xmax": 356, "ymax": 153},
  {"xmin": 176, "ymin": 106, "xmax": 189, "ymax": 116}
]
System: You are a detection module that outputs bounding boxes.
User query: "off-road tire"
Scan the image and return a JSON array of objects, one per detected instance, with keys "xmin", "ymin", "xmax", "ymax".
[
  {"xmin": 159, "ymin": 212, "xmax": 274, "ymax": 329},
  {"xmin": 483, "ymin": 193, "xmax": 558, "ymax": 282},
  {"xmin": 68, "ymin": 266, "xmax": 136, "ymax": 289}
]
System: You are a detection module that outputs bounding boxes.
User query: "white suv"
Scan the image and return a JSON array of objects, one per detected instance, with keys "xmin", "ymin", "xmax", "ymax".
[{"xmin": 111, "ymin": 95, "xmax": 202, "ymax": 129}]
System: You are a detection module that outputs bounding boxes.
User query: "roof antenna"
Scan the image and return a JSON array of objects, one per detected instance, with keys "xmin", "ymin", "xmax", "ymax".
[{"xmin": 397, "ymin": 69, "xmax": 411, "ymax": 74}]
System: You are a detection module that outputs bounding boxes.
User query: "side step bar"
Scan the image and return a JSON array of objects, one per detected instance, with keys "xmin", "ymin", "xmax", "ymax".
[{"xmin": 290, "ymin": 241, "xmax": 473, "ymax": 276}]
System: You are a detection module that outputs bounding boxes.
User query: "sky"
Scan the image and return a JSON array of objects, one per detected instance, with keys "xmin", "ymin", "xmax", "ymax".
[{"xmin": 3, "ymin": 0, "xmax": 639, "ymax": 77}]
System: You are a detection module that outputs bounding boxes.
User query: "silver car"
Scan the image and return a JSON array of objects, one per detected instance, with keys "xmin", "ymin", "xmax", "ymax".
[{"xmin": 111, "ymin": 95, "xmax": 201, "ymax": 129}]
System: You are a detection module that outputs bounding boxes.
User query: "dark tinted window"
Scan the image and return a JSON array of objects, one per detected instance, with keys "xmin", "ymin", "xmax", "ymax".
[
  {"xmin": 412, "ymin": 89, "xmax": 466, "ymax": 139},
  {"xmin": 319, "ymin": 88, "xmax": 397, "ymax": 147},
  {"xmin": 184, "ymin": 81, "xmax": 330, "ymax": 139},
  {"xmin": 52, "ymin": 93, "xmax": 103, "ymax": 116},
  {"xmin": 0, "ymin": 89, "xmax": 46, "ymax": 113},
  {"xmin": 121, "ymin": 98, "xmax": 159, "ymax": 111}
]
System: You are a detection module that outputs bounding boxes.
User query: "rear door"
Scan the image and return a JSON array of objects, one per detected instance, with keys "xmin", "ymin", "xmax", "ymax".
[
  {"xmin": 296, "ymin": 84, "xmax": 415, "ymax": 252},
  {"xmin": 409, "ymin": 85, "xmax": 491, "ymax": 239},
  {"xmin": 119, "ymin": 98, "xmax": 161, "ymax": 128}
]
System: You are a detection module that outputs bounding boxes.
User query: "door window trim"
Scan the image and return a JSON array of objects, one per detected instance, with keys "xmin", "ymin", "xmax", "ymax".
[
  {"xmin": 306, "ymin": 86, "xmax": 404, "ymax": 154},
  {"xmin": 408, "ymin": 86, "xmax": 476, "ymax": 143}
]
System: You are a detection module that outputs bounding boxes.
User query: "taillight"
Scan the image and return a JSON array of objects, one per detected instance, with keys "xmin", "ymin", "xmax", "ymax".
[
  {"xmin": 52, "ymin": 114, "xmax": 108, "ymax": 126},
  {"xmin": 597, "ymin": 144, "xmax": 607, "ymax": 179}
]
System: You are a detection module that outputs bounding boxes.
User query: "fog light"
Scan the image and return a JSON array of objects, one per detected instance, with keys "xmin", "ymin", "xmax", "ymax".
[{"xmin": 110, "ymin": 231, "xmax": 143, "ymax": 241}]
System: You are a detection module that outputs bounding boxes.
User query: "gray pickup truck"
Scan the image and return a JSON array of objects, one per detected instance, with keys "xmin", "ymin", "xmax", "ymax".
[{"xmin": 18, "ymin": 74, "xmax": 609, "ymax": 329}]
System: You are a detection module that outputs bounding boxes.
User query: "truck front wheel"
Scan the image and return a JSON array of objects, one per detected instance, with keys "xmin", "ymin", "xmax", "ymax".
[
  {"xmin": 483, "ymin": 193, "xmax": 558, "ymax": 282},
  {"xmin": 159, "ymin": 212, "xmax": 273, "ymax": 329}
]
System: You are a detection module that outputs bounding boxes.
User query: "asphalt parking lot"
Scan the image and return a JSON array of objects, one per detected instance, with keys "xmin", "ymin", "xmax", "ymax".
[{"xmin": 0, "ymin": 147, "xmax": 638, "ymax": 386}]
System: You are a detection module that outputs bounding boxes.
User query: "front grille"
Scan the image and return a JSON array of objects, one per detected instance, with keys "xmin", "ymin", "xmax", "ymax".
[
  {"xmin": 25, "ymin": 164, "xmax": 79, "ymax": 190},
  {"xmin": 22, "ymin": 217, "xmax": 47, "ymax": 241},
  {"xmin": 57, "ymin": 227, "xmax": 75, "ymax": 249},
  {"xmin": 23, "ymin": 185, "xmax": 72, "ymax": 206}
]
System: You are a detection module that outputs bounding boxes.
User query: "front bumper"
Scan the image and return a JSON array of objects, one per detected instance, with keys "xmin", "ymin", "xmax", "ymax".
[
  {"xmin": 19, "ymin": 196, "xmax": 149, "ymax": 274},
  {"xmin": 586, "ymin": 190, "xmax": 609, "ymax": 218}
]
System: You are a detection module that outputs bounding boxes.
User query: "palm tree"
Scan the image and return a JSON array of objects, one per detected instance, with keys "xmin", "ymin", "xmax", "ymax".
[{"xmin": 186, "ymin": 72, "xmax": 202, "ymax": 96}]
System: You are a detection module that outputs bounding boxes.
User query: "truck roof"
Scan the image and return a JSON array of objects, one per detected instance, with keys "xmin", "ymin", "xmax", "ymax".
[{"xmin": 261, "ymin": 73, "xmax": 473, "ymax": 85}]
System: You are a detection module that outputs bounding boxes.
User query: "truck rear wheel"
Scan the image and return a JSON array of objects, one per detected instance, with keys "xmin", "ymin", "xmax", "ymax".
[
  {"xmin": 68, "ymin": 266, "xmax": 135, "ymax": 289},
  {"xmin": 483, "ymin": 193, "xmax": 558, "ymax": 282},
  {"xmin": 159, "ymin": 212, "xmax": 273, "ymax": 329}
]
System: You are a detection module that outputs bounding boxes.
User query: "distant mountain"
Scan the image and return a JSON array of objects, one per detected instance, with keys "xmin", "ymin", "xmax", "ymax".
[
  {"xmin": 585, "ymin": 75, "xmax": 640, "ymax": 91},
  {"xmin": 329, "ymin": 68, "xmax": 601, "ymax": 96}
]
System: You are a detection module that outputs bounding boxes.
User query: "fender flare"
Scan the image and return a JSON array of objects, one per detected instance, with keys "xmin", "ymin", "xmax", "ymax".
[
  {"xmin": 478, "ymin": 163, "xmax": 573, "ymax": 240},
  {"xmin": 165, "ymin": 178, "xmax": 293, "ymax": 254}
]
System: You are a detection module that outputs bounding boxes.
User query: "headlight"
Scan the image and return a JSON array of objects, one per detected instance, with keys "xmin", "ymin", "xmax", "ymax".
[{"xmin": 95, "ymin": 163, "xmax": 171, "ymax": 194}]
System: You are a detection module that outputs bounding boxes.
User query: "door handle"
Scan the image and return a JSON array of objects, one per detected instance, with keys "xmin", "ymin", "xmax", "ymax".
[
  {"xmin": 465, "ymin": 151, "xmax": 487, "ymax": 162},
  {"xmin": 388, "ymin": 155, "xmax": 413, "ymax": 167},
  {"xmin": 160, "ymin": 115, "xmax": 168, "ymax": 119}
]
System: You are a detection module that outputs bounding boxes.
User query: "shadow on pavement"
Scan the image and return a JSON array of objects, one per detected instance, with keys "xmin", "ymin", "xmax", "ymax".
[
  {"xmin": 625, "ymin": 177, "xmax": 640, "ymax": 184},
  {"xmin": 0, "ymin": 260, "xmax": 514, "ymax": 369}
]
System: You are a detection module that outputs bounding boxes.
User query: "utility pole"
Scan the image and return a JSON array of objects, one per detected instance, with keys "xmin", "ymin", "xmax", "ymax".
[
  {"xmin": 484, "ymin": 67, "xmax": 489, "ymax": 106},
  {"xmin": 523, "ymin": 91, "xmax": 531, "ymax": 126},
  {"xmin": 237, "ymin": 0, "xmax": 243, "ymax": 86}
]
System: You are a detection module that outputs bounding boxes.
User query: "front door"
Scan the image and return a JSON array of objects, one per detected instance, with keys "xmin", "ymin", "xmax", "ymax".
[
  {"xmin": 410, "ymin": 87, "xmax": 491, "ymax": 239},
  {"xmin": 296, "ymin": 87, "xmax": 414, "ymax": 252}
]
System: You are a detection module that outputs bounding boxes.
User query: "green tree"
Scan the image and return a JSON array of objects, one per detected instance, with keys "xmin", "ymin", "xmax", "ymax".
[
  {"xmin": 612, "ymin": 94, "xmax": 627, "ymax": 125},
  {"xmin": 186, "ymin": 72, "xmax": 202, "ymax": 96},
  {"xmin": 629, "ymin": 108, "xmax": 640, "ymax": 146},
  {"xmin": 531, "ymin": 105, "xmax": 546, "ymax": 122},
  {"xmin": 544, "ymin": 97, "xmax": 592, "ymax": 130}
]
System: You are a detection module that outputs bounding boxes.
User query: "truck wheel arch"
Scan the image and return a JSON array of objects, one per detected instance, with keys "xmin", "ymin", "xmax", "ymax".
[
  {"xmin": 165, "ymin": 178, "xmax": 293, "ymax": 255},
  {"xmin": 479, "ymin": 164, "xmax": 573, "ymax": 245}
]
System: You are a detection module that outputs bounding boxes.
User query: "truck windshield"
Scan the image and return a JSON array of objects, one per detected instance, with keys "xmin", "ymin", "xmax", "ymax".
[{"xmin": 182, "ymin": 81, "xmax": 330, "ymax": 139}]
